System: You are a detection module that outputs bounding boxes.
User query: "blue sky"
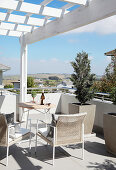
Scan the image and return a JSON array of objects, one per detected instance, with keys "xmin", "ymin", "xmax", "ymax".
[{"xmin": 0, "ymin": 0, "xmax": 116, "ymax": 76}]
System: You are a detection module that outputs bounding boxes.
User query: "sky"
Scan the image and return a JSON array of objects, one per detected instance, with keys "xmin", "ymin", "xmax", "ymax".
[{"xmin": 1, "ymin": 1, "xmax": 116, "ymax": 76}]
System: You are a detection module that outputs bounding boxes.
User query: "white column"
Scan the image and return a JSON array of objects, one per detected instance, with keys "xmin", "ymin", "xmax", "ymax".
[
  {"xmin": 19, "ymin": 35, "xmax": 27, "ymax": 121},
  {"xmin": 0, "ymin": 71, "xmax": 3, "ymax": 85}
]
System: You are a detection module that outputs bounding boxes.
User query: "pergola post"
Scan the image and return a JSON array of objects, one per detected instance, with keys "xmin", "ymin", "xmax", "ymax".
[{"xmin": 19, "ymin": 35, "xmax": 27, "ymax": 121}]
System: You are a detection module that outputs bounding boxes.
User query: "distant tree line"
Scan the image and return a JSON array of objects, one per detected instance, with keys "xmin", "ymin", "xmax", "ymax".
[{"xmin": 48, "ymin": 76, "xmax": 60, "ymax": 80}]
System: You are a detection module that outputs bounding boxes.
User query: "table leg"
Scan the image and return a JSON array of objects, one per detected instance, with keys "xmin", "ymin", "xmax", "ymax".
[{"xmin": 26, "ymin": 110, "xmax": 29, "ymax": 129}]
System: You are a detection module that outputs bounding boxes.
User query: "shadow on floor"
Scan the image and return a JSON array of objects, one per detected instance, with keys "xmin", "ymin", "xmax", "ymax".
[
  {"xmin": 87, "ymin": 159, "xmax": 116, "ymax": 170},
  {"xmin": 0, "ymin": 145, "xmax": 42, "ymax": 170},
  {"xmin": 84, "ymin": 141, "xmax": 115, "ymax": 158},
  {"xmin": 28, "ymin": 145, "xmax": 70, "ymax": 162},
  {"xmin": 64, "ymin": 141, "xmax": 115, "ymax": 158}
]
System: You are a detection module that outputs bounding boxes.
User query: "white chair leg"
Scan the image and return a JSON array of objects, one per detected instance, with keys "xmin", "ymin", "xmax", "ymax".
[
  {"xmin": 29, "ymin": 133, "xmax": 31, "ymax": 153},
  {"xmin": 53, "ymin": 146, "xmax": 55, "ymax": 166},
  {"xmin": 35, "ymin": 134, "xmax": 37, "ymax": 154},
  {"xmin": 82, "ymin": 141, "xmax": 84, "ymax": 160},
  {"xmin": 6, "ymin": 146, "xmax": 9, "ymax": 166}
]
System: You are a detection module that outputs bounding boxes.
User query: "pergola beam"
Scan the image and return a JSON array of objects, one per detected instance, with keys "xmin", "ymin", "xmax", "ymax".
[{"xmin": 24, "ymin": 0, "xmax": 116, "ymax": 44}]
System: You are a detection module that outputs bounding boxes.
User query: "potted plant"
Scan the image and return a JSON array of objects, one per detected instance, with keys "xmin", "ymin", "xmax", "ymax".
[
  {"xmin": 103, "ymin": 113, "xmax": 116, "ymax": 155},
  {"xmin": 69, "ymin": 51, "xmax": 96, "ymax": 134},
  {"xmin": 103, "ymin": 88, "xmax": 116, "ymax": 155},
  {"xmin": 31, "ymin": 91, "xmax": 37, "ymax": 103}
]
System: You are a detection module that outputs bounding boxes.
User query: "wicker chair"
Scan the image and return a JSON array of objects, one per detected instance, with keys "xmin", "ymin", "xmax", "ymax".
[
  {"xmin": 35, "ymin": 112, "xmax": 87, "ymax": 165},
  {"xmin": 0, "ymin": 114, "xmax": 31, "ymax": 166}
]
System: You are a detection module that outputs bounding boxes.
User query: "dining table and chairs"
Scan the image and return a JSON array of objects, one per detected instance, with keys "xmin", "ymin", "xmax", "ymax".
[{"xmin": 0, "ymin": 97, "xmax": 87, "ymax": 166}]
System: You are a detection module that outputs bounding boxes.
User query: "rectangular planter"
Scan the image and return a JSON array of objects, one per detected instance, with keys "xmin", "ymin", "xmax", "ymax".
[{"xmin": 69, "ymin": 103, "xmax": 96, "ymax": 134}]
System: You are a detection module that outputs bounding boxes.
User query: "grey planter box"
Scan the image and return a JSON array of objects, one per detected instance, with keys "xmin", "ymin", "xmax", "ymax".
[
  {"xmin": 69, "ymin": 103, "xmax": 96, "ymax": 134},
  {"xmin": 103, "ymin": 113, "xmax": 116, "ymax": 156}
]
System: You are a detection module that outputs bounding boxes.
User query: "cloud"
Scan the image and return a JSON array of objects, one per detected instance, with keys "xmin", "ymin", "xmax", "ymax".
[
  {"xmin": 106, "ymin": 56, "xmax": 111, "ymax": 62},
  {"xmin": 39, "ymin": 59, "xmax": 47, "ymax": 63},
  {"xmin": 2, "ymin": 56, "xmax": 110, "ymax": 76},
  {"xmin": 68, "ymin": 39, "xmax": 79, "ymax": 43},
  {"xmin": 65, "ymin": 16, "xmax": 116, "ymax": 35},
  {"xmin": 88, "ymin": 56, "xmax": 94, "ymax": 60},
  {"xmin": 50, "ymin": 58, "xmax": 59, "ymax": 62}
]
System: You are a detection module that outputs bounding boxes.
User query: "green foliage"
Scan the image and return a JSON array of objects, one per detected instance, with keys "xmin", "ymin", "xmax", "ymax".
[
  {"xmin": 105, "ymin": 55, "xmax": 116, "ymax": 81},
  {"xmin": 27, "ymin": 77, "xmax": 35, "ymax": 88},
  {"xmin": 93, "ymin": 55, "xmax": 116, "ymax": 94},
  {"xmin": 4, "ymin": 84, "xmax": 14, "ymax": 88},
  {"xmin": 31, "ymin": 91, "xmax": 37, "ymax": 98},
  {"xmin": 110, "ymin": 87, "xmax": 116, "ymax": 104},
  {"xmin": 70, "ymin": 51, "xmax": 95, "ymax": 105}
]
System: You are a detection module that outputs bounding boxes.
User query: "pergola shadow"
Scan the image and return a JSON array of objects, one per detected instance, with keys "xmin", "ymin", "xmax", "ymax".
[{"xmin": 0, "ymin": 145, "xmax": 42, "ymax": 170}]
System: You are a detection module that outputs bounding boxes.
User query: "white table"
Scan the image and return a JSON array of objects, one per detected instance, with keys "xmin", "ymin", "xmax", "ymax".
[{"xmin": 18, "ymin": 102, "xmax": 56, "ymax": 128}]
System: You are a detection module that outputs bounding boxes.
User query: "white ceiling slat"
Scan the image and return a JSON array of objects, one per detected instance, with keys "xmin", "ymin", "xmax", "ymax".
[
  {"xmin": 0, "ymin": 0, "xmax": 69, "ymax": 18},
  {"xmin": 61, "ymin": 0, "xmax": 87, "ymax": 5},
  {"xmin": 0, "ymin": 29, "xmax": 22, "ymax": 37},
  {"xmin": 0, "ymin": 12, "xmax": 46, "ymax": 26},
  {"xmin": 0, "ymin": 22, "xmax": 36, "ymax": 32},
  {"xmin": 24, "ymin": 0, "xmax": 116, "ymax": 44}
]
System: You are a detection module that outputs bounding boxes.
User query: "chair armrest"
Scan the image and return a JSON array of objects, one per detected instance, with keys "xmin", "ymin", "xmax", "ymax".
[
  {"xmin": 8, "ymin": 121, "xmax": 23, "ymax": 129},
  {"xmin": 37, "ymin": 119, "xmax": 56, "ymax": 128}
]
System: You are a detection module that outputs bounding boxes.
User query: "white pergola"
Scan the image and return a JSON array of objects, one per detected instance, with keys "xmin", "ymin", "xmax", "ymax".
[{"xmin": 0, "ymin": 0, "xmax": 116, "ymax": 103}]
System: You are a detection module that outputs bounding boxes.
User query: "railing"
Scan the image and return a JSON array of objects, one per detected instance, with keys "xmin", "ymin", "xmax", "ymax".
[
  {"xmin": 0, "ymin": 87, "xmax": 111, "ymax": 102},
  {"xmin": 0, "ymin": 86, "xmax": 74, "ymax": 95},
  {"xmin": 94, "ymin": 92, "xmax": 111, "ymax": 101}
]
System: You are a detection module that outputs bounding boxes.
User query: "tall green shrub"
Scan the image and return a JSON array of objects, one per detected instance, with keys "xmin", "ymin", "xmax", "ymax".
[
  {"xmin": 27, "ymin": 77, "xmax": 35, "ymax": 88},
  {"xmin": 110, "ymin": 87, "xmax": 116, "ymax": 104},
  {"xmin": 70, "ymin": 51, "xmax": 95, "ymax": 105}
]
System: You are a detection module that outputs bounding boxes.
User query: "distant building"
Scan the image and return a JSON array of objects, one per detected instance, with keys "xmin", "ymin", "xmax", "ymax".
[
  {"xmin": 0, "ymin": 63, "xmax": 10, "ymax": 88},
  {"xmin": 57, "ymin": 81, "xmax": 67, "ymax": 88},
  {"xmin": 12, "ymin": 80, "xmax": 20, "ymax": 89}
]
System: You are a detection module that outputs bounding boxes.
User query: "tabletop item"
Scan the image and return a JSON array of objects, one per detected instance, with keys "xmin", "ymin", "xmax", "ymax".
[
  {"xmin": 31, "ymin": 91, "xmax": 37, "ymax": 103},
  {"xmin": 40, "ymin": 92, "xmax": 45, "ymax": 105}
]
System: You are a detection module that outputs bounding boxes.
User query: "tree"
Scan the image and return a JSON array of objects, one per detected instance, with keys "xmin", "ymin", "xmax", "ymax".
[
  {"xmin": 70, "ymin": 51, "xmax": 95, "ymax": 105},
  {"xmin": 4, "ymin": 84, "xmax": 14, "ymax": 88},
  {"xmin": 48, "ymin": 76, "xmax": 60, "ymax": 80},
  {"xmin": 110, "ymin": 87, "xmax": 116, "ymax": 104},
  {"xmin": 27, "ymin": 77, "xmax": 35, "ymax": 88},
  {"xmin": 105, "ymin": 56, "xmax": 116, "ymax": 87},
  {"xmin": 105, "ymin": 55, "xmax": 116, "ymax": 80}
]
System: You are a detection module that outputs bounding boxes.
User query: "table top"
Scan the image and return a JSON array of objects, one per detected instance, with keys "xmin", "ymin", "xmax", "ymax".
[{"xmin": 18, "ymin": 102, "xmax": 56, "ymax": 109}]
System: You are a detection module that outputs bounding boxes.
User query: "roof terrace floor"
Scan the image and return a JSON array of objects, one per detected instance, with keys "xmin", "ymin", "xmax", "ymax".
[{"xmin": 0, "ymin": 118, "xmax": 116, "ymax": 170}]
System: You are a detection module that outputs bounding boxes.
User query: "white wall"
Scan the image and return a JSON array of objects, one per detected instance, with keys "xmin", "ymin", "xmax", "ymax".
[
  {"xmin": 1, "ymin": 93, "xmax": 116, "ymax": 132},
  {"xmin": 0, "ymin": 94, "xmax": 17, "ymax": 121},
  {"xmin": 61, "ymin": 93, "xmax": 78, "ymax": 114},
  {"xmin": 90, "ymin": 99, "xmax": 116, "ymax": 128},
  {"xmin": 61, "ymin": 94, "xmax": 116, "ymax": 131}
]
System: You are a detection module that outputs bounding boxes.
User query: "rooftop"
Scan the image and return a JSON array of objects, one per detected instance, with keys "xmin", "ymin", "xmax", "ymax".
[
  {"xmin": 0, "ymin": 63, "xmax": 10, "ymax": 72},
  {"xmin": 105, "ymin": 49, "xmax": 116, "ymax": 56}
]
